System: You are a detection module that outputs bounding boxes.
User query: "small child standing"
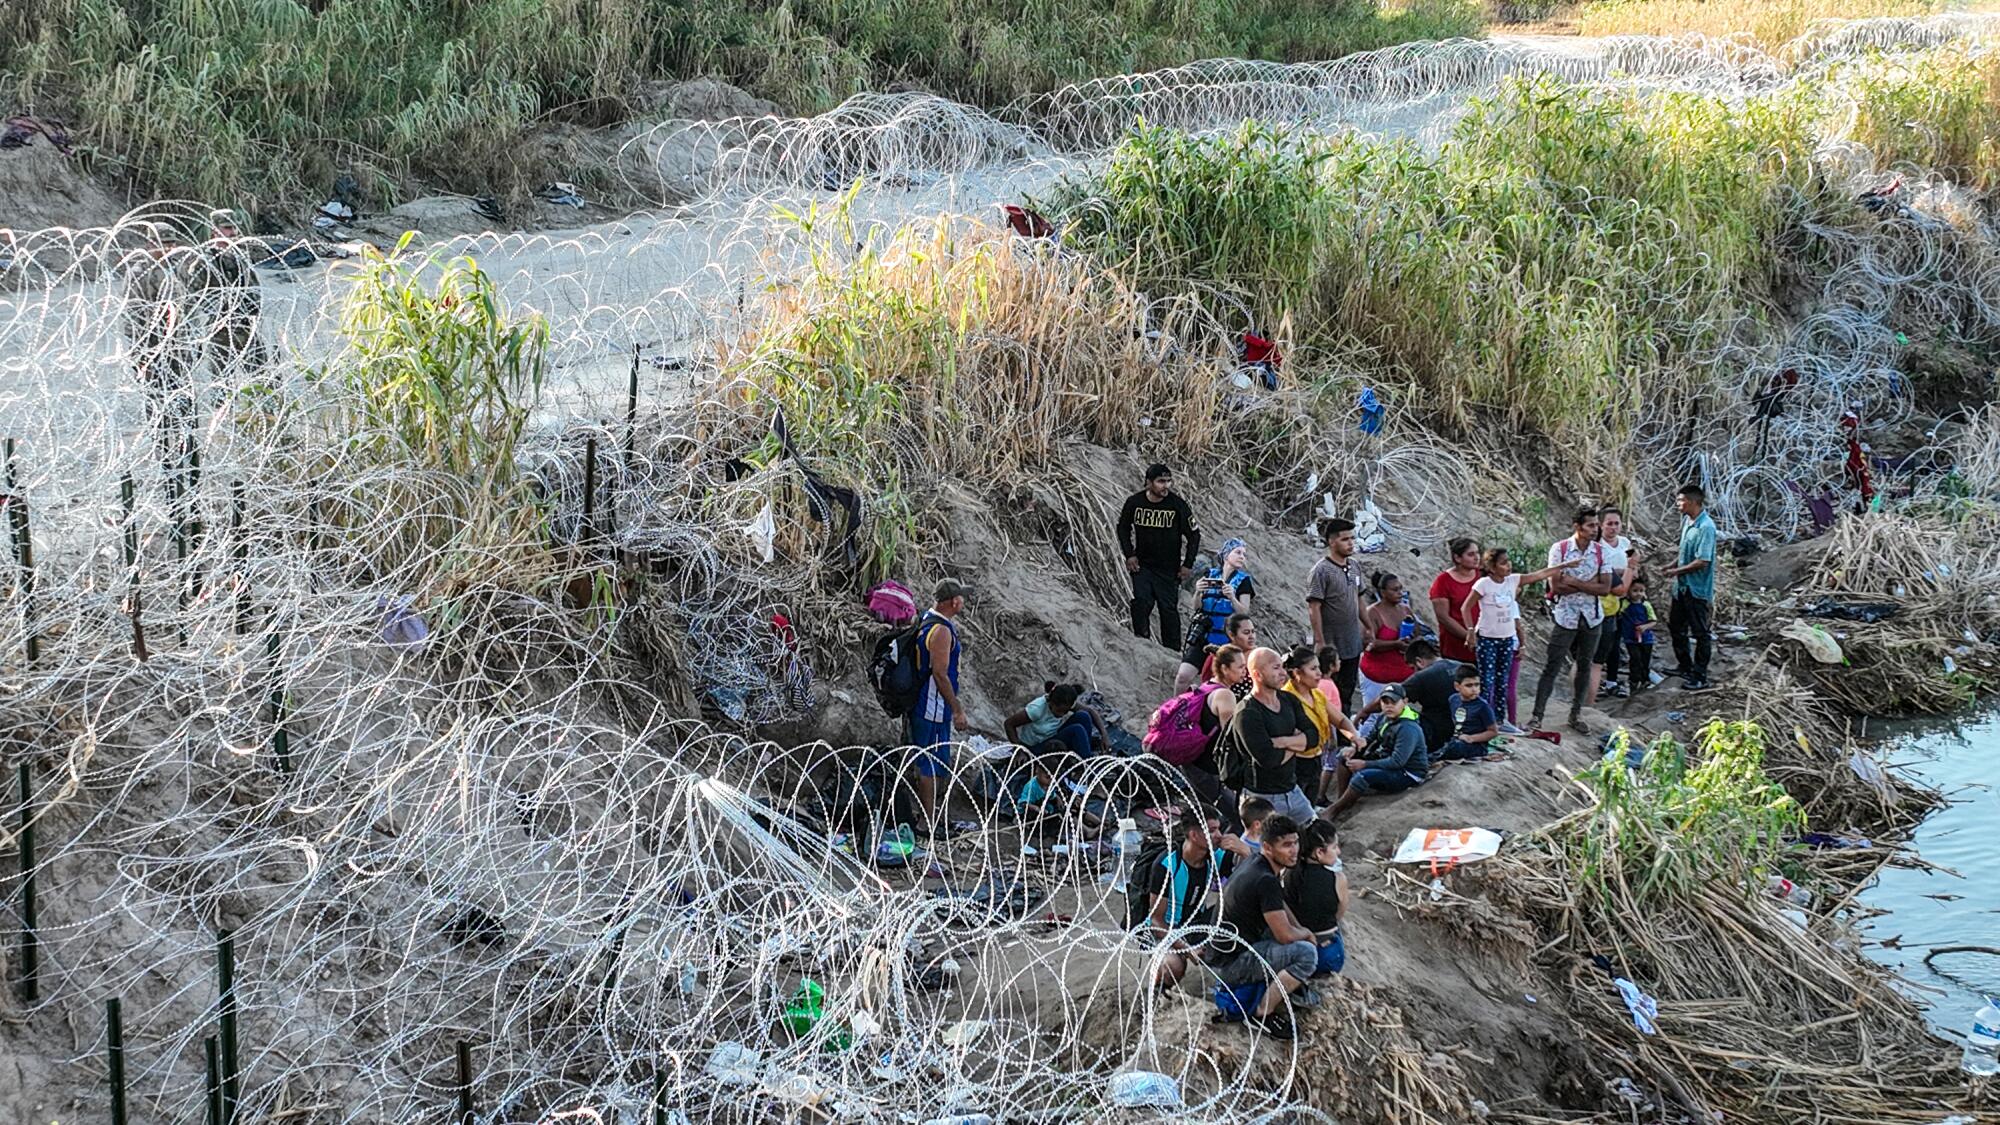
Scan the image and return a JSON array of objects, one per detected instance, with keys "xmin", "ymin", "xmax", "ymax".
[
  {"xmin": 1620, "ymin": 579, "xmax": 1659, "ymax": 691},
  {"xmin": 1438, "ymin": 664, "xmax": 1501, "ymax": 760}
]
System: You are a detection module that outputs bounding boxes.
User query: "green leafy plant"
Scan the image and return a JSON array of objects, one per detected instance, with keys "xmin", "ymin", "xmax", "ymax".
[
  {"xmin": 1569, "ymin": 720, "xmax": 1805, "ymax": 906},
  {"xmin": 332, "ymin": 235, "xmax": 548, "ymax": 496}
]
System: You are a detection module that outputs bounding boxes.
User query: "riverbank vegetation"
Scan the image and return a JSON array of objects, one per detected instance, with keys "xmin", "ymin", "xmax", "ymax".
[{"xmin": 0, "ymin": 0, "xmax": 1478, "ymax": 206}]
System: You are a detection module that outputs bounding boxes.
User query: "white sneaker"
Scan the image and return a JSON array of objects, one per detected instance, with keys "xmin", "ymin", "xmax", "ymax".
[{"xmin": 1498, "ymin": 721, "xmax": 1527, "ymax": 736}]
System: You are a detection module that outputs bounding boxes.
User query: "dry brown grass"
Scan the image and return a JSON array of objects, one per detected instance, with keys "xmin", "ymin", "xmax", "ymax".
[{"xmin": 1570, "ymin": 0, "xmax": 1999, "ymax": 52}]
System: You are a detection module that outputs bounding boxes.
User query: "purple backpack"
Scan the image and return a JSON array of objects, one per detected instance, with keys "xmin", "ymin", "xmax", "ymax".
[
  {"xmin": 865, "ymin": 580, "xmax": 917, "ymax": 626},
  {"xmin": 1144, "ymin": 684, "xmax": 1221, "ymax": 766}
]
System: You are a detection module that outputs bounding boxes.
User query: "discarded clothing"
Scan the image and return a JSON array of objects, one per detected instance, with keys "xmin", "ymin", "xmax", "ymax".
[
  {"xmin": 1, "ymin": 114, "xmax": 74, "ymax": 154},
  {"xmin": 1802, "ymin": 597, "xmax": 1897, "ymax": 623},
  {"xmin": 1357, "ymin": 387, "xmax": 1386, "ymax": 435},
  {"xmin": 1002, "ymin": 204, "xmax": 1054, "ymax": 239},
  {"xmin": 1615, "ymin": 977, "xmax": 1660, "ymax": 1035}
]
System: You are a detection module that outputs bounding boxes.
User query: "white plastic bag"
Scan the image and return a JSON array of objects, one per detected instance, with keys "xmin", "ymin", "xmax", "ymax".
[
  {"xmin": 1109, "ymin": 1070, "xmax": 1184, "ymax": 1108},
  {"xmin": 1391, "ymin": 827, "xmax": 1503, "ymax": 865}
]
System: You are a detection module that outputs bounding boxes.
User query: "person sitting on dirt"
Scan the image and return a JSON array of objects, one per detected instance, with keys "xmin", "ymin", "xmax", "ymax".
[
  {"xmin": 1283, "ymin": 646, "xmax": 1359, "ymax": 798},
  {"xmin": 1221, "ymin": 648, "xmax": 1321, "ymax": 825},
  {"xmin": 1176, "ymin": 644, "xmax": 1248, "ymax": 813},
  {"xmin": 1357, "ymin": 571, "xmax": 1421, "ymax": 714},
  {"xmin": 1284, "ymin": 819, "xmax": 1349, "ymax": 977},
  {"xmin": 1176, "ymin": 538, "xmax": 1256, "ymax": 693},
  {"xmin": 1209, "ymin": 814, "xmax": 1316, "ymax": 1041},
  {"xmin": 1004, "ymin": 681, "xmax": 1109, "ymax": 818},
  {"xmin": 1145, "ymin": 808, "xmax": 1230, "ymax": 988},
  {"xmin": 910, "ymin": 579, "xmax": 970, "ymax": 836},
  {"xmin": 1436, "ymin": 663, "xmax": 1501, "ymax": 761},
  {"xmin": 1352, "ymin": 639, "xmax": 1447, "ymax": 750},
  {"xmin": 1322, "ymin": 682, "xmax": 1429, "ymax": 820},
  {"xmin": 1310, "ymin": 647, "xmax": 1366, "ymax": 804}
]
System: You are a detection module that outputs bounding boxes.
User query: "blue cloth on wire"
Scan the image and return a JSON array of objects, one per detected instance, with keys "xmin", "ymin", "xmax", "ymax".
[{"xmin": 1358, "ymin": 388, "xmax": 1386, "ymax": 435}]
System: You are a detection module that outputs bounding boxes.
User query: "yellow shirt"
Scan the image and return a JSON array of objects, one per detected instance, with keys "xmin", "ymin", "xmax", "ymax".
[{"xmin": 1284, "ymin": 683, "xmax": 1331, "ymax": 757}]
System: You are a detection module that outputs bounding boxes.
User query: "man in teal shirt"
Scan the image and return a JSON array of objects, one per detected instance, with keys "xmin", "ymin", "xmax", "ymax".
[{"xmin": 1659, "ymin": 483, "xmax": 1717, "ymax": 691}]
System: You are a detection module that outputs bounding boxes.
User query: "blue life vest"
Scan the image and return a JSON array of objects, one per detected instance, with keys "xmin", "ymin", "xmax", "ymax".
[{"xmin": 1199, "ymin": 568, "xmax": 1252, "ymax": 645}]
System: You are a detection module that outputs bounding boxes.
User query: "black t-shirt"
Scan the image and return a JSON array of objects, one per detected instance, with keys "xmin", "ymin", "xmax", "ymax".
[
  {"xmin": 1141, "ymin": 848, "xmax": 1212, "ymax": 928},
  {"xmin": 1402, "ymin": 660, "xmax": 1459, "ymax": 748},
  {"xmin": 1216, "ymin": 855, "xmax": 1286, "ymax": 957},
  {"xmin": 1285, "ymin": 863, "xmax": 1343, "ymax": 933},
  {"xmin": 1222, "ymin": 690, "xmax": 1320, "ymax": 794}
]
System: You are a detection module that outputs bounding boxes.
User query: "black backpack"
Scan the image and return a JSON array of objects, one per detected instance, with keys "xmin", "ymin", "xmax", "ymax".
[
  {"xmin": 1122, "ymin": 836, "xmax": 1172, "ymax": 931},
  {"xmin": 868, "ymin": 622, "xmax": 926, "ymax": 718}
]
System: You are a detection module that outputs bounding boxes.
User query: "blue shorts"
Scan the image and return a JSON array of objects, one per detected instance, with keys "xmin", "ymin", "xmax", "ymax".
[
  {"xmin": 1348, "ymin": 766, "xmax": 1420, "ymax": 795},
  {"xmin": 1438, "ymin": 738, "xmax": 1489, "ymax": 761},
  {"xmin": 910, "ymin": 715, "xmax": 953, "ymax": 777}
]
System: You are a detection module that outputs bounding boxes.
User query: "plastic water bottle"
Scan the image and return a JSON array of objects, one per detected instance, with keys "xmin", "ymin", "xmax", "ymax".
[
  {"xmin": 1110, "ymin": 818, "xmax": 1142, "ymax": 893},
  {"xmin": 1964, "ymin": 996, "xmax": 2000, "ymax": 1076},
  {"xmin": 1766, "ymin": 875, "xmax": 1812, "ymax": 908}
]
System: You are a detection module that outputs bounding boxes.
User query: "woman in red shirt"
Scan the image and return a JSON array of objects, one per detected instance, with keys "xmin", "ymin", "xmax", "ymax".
[
  {"xmin": 1428, "ymin": 537, "xmax": 1481, "ymax": 665},
  {"xmin": 1358, "ymin": 572, "xmax": 1417, "ymax": 695}
]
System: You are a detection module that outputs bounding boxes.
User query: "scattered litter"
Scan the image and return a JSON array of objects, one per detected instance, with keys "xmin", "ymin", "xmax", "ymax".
[
  {"xmin": 940, "ymin": 1019, "xmax": 989, "ymax": 1048},
  {"xmin": 1392, "ymin": 827, "xmax": 1504, "ymax": 866},
  {"xmin": 1428, "ymin": 876, "xmax": 1446, "ymax": 901},
  {"xmin": 744, "ymin": 501, "xmax": 776, "ymax": 562},
  {"xmin": 1768, "ymin": 875, "xmax": 1813, "ymax": 908},
  {"xmin": 1523, "ymin": 994, "xmax": 1537, "ymax": 1004},
  {"xmin": 1779, "ymin": 620, "xmax": 1844, "ymax": 664},
  {"xmin": 1666, "ymin": 711, "xmax": 1686, "ymax": 723},
  {"xmin": 1109, "ymin": 1070, "xmax": 1183, "ymax": 1108},
  {"xmin": 2, "ymin": 114, "xmax": 75, "ymax": 153},
  {"xmin": 537, "ymin": 181, "xmax": 586, "ymax": 207},
  {"xmin": 702, "ymin": 1041, "xmax": 762, "ymax": 1086},
  {"xmin": 849, "ymin": 1010, "xmax": 881, "ymax": 1040},
  {"xmin": 1615, "ymin": 977, "xmax": 1660, "ymax": 1035},
  {"xmin": 1357, "ymin": 386, "xmax": 1386, "ymax": 435},
  {"xmin": 764, "ymin": 1071, "xmax": 832, "ymax": 1106},
  {"xmin": 376, "ymin": 593, "xmax": 429, "ymax": 648},
  {"xmin": 315, "ymin": 199, "xmax": 356, "ymax": 223},
  {"xmin": 1802, "ymin": 597, "xmax": 1897, "ymax": 623},
  {"xmin": 1943, "ymin": 655, "xmax": 1959, "ymax": 674},
  {"xmin": 1353, "ymin": 499, "xmax": 1388, "ymax": 553}
]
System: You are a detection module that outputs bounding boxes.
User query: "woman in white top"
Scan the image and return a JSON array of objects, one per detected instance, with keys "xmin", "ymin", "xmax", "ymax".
[{"xmin": 1460, "ymin": 547, "xmax": 1568, "ymax": 732}]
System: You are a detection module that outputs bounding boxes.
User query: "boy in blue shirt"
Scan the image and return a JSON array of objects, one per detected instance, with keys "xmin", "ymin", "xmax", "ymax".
[
  {"xmin": 1620, "ymin": 579, "xmax": 1659, "ymax": 691},
  {"xmin": 1437, "ymin": 664, "xmax": 1500, "ymax": 761}
]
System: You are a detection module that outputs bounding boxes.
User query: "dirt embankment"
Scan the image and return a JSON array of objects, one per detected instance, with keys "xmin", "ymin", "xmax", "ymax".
[{"xmin": 799, "ymin": 432, "xmax": 1977, "ymax": 1123}]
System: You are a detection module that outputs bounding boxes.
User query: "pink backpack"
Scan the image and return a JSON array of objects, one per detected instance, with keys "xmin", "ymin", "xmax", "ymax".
[
  {"xmin": 1144, "ymin": 683, "xmax": 1222, "ymax": 766},
  {"xmin": 865, "ymin": 580, "xmax": 917, "ymax": 626}
]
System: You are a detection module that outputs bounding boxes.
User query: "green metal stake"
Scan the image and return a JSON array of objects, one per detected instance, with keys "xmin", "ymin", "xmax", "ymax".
[
  {"xmin": 231, "ymin": 482, "xmax": 248, "ymax": 635},
  {"xmin": 455, "ymin": 1040, "xmax": 475, "ymax": 1124},
  {"xmin": 17, "ymin": 762, "xmax": 36, "ymax": 1003},
  {"xmin": 217, "ymin": 930, "xmax": 239, "ymax": 1125},
  {"xmin": 107, "ymin": 997, "xmax": 128, "ymax": 1125},
  {"xmin": 204, "ymin": 1036, "xmax": 223, "ymax": 1125},
  {"xmin": 582, "ymin": 436, "xmax": 598, "ymax": 545},
  {"xmin": 5, "ymin": 438, "xmax": 36, "ymax": 664},
  {"xmin": 121, "ymin": 474, "xmax": 147, "ymax": 662},
  {"xmin": 266, "ymin": 631, "xmax": 289, "ymax": 775}
]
